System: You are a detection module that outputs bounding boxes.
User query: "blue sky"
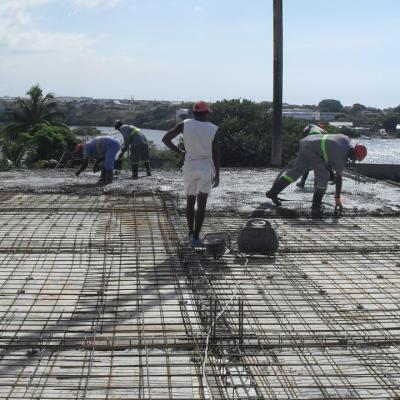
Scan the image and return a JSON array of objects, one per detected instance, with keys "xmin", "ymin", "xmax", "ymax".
[{"xmin": 0, "ymin": 0, "xmax": 399, "ymax": 108}]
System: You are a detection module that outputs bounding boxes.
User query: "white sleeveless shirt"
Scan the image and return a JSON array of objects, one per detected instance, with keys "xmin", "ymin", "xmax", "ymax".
[{"xmin": 183, "ymin": 119, "xmax": 218, "ymax": 161}]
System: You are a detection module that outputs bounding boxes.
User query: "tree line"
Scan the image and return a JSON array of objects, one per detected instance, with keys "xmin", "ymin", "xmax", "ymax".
[{"xmin": 1, "ymin": 84, "xmax": 399, "ymax": 169}]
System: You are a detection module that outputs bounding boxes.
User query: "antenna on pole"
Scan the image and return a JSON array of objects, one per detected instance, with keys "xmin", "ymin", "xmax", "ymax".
[{"xmin": 270, "ymin": 0, "xmax": 283, "ymax": 166}]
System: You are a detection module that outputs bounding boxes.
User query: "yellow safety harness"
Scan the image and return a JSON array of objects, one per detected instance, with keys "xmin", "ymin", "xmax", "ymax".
[
  {"xmin": 320, "ymin": 134, "xmax": 329, "ymax": 163},
  {"xmin": 128, "ymin": 126, "xmax": 140, "ymax": 141}
]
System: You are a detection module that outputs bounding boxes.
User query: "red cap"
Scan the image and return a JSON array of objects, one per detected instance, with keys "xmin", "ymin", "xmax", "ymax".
[
  {"xmin": 75, "ymin": 143, "xmax": 83, "ymax": 156},
  {"xmin": 354, "ymin": 144, "xmax": 367, "ymax": 161},
  {"xmin": 193, "ymin": 100, "xmax": 211, "ymax": 113}
]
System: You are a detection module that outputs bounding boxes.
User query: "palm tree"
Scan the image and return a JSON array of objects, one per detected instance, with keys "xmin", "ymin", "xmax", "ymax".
[{"xmin": 5, "ymin": 84, "xmax": 66, "ymax": 138}]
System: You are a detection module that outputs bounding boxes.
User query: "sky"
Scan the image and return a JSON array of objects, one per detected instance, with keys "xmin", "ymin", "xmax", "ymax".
[{"xmin": 0, "ymin": 0, "xmax": 399, "ymax": 108}]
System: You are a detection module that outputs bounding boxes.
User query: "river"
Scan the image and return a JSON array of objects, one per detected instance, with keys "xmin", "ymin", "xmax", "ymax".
[
  {"xmin": 96, "ymin": 126, "xmax": 166, "ymax": 148},
  {"xmin": 86, "ymin": 127, "xmax": 400, "ymax": 164},
  {"xmin": 350, "ymin": 138, "xmax": 400, "ymax": 164}
]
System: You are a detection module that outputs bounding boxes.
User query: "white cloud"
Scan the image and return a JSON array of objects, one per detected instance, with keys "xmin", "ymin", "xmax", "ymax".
[
  {"xmin": 0, "ymin": 0, "xmax": 50, "ymax": 30},
  {"xmin": 68, "ymin": 0, "xmax": 121, "ymax": 12},
  {"xmin": 0, "ymin": 0, "xmax": 93, "ymax": 53}
]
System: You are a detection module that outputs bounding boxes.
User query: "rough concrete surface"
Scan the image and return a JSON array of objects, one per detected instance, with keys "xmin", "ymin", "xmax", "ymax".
[
  {"xmin": 0, "ymin": 167, "xmax": 399, "ymax": 215},
  {"xmin": 1, "ymin": 169, "xmax": 400, "ymax": 399}
]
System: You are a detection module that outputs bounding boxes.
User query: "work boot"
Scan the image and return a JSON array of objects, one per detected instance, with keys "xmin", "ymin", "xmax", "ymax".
[
  {"xmin": 266, "ymin": 176, "xmax": 291, "ymax": 206},
  {"xmin": 131, "ymin": 164, "xmax": 139, "ymax": 180},
  {"xmin": 103, "ymin": 170, "xmax": 113, "ymax": 185},
  {"xmin": 311, "ymin": 188, "xmax": 325, "ymax": 219},
  {"xmin": 144, "ymin": 161, "xmax": 151, "ymax": 177}
]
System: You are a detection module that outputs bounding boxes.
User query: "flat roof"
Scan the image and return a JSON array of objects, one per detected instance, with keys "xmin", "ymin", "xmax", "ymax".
[{"xmin": 1, "ymin": 187, "xmax": 400, "ymax": 398}]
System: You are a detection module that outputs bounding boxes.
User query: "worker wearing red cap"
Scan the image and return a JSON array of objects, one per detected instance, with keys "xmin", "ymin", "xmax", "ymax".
[
  {"xmin": 162, "ymin": 100, "xmax": 220, "ymax": 246},
  {"xmin": 266, "ymin": 134, "xmax": 367, "ymax": 218},
  {"xmin": 75, "ymin": 136, "xmax": 121, "ymax": 184}
]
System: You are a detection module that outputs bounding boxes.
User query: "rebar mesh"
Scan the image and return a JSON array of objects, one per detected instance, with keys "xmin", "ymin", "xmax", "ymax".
[{"xmin": 1, "ymin": 192, "xmax": 400, "ymax": 399}]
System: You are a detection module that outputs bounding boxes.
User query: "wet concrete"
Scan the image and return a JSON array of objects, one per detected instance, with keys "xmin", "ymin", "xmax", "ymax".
[{"xmin": 0, "ymin": 168, "xmax": 398, "ymax": 216}]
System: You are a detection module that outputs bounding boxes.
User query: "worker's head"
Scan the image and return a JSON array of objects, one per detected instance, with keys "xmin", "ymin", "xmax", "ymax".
[
  {"xmin": 193, "ymin": 100, "xmax": 211, "ymax": 121},
  {"xmin": 350, "ymin": 144, "xmax": 367, "ymax": 162},
  {"xmin": 75, "ymin": 143, "xmax": 83, "ymax": 157},
  {"xmin": 317, "ymin": 122, "xmax": 325, "ymax": 129},
  {"xmin": 114, "ymin": 120, "xmax": 123, "ymax": 130}
]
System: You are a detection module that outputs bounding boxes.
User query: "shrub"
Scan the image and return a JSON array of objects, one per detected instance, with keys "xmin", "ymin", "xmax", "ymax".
[
  {"xmin": 209, "ymin": 99, "xmax": 306, "ymax": 166},
  {"xmin": 72, "ymin": 126, "xmax": 101, "ymax": 138},
  {"xmin": 0, "ymin": 123, "xmax": 78, "ymax": 168},
  {"xmin": 28, "ymin": 124, "xmax": 77, "ymax": 159}
]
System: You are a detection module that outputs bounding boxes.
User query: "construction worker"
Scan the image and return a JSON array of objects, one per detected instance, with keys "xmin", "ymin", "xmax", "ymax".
[
  {"xmin": 266, "ymin": 134, "xmax": 367, "ymax": 218},
  {"xmin": 162, "ymin": 100, "xmax": 220, "ymax": 246},
  {"xmin": 296, "ymin": 123, "xmax": 326, "ymax": 188},
  {"xmin": 114, "ymin": 120, "xmax": 151, "ymax": 179},
  {"xmin": 75, "ymin": 136, "xmax": 121, "ymax": 184}
]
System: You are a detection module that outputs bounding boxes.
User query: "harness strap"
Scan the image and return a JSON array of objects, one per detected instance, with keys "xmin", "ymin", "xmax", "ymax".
[
  {"xmin": 128, "ymin": 127, "xmax": 140, "ymax": 140},
  {"xmin": 321, "ymin": 134, "xmax": 329, "ymax": 163}
]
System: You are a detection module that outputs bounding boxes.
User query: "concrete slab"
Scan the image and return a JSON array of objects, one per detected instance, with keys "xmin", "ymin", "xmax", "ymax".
[
  {"xmin": 0, "ymin": 168, "xmax": 398, "ymax": 214},
  {"xmin": 0, "ymin": 185, "xmax": 399, "ymax": 398}
]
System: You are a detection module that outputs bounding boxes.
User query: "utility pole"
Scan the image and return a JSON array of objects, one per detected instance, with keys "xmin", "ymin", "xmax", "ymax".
[{"xmin": 271, "ymin": 0, "xmax": 283, "ymax": 165}]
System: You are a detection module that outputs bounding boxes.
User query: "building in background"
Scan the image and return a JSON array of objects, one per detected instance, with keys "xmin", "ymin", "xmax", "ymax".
[
  {"xmin": 283, "ymin": 108, "xmax": 342, "ymax": 122},
  {"xmin": 176, "ymin": 108, "xmax": 190, "ymax": 121}
]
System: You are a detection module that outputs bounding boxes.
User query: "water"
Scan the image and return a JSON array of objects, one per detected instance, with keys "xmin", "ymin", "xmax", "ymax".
[
  {"xmin": 350, "ymin": 138, "xmax": 400, "ymax": 164},
  {"xmin": 74, "ymin": 126, "xmax": 400, "ymax": 163},
  {"xmin": 96, "ymin": 126, "xmax": 166, "ymax": 148}
]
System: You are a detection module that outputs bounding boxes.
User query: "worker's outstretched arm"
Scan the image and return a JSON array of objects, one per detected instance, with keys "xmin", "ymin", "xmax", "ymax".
[
  {"xmin": 76, "ymin": 159, "xmax": 89, "ymax": 176},
  {"xmin": 212, "ymin": 131, "xmax": 220, "ymax": 188},
  {"xmin": 162, "ymin": 122, "xmax": 185, "ymax": 159}
]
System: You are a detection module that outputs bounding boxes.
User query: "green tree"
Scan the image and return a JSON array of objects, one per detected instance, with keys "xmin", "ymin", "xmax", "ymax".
[
  {"xmin": 5, "ymin": 84, "xmax": 66, "ymax": 138},
  {"xmin": 352, "ymin": 103, "xmax": 366, "ymax": 113},
  {"xmin": 1, "ymin": 123, "xmax": 77, "ymax": 167},
  {"xmin": 209, "ymin": 99, "xmax": 305, "ymax": 167},
  {"xmin": 318, "ymin": 99, "xmax": 343, "ymax": 112},
  {"xmin": 381, "ymin": 113, "xmax": 399, "ymax": 133}
]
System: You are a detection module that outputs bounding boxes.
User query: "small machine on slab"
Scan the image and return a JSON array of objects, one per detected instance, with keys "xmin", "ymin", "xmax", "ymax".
[
  {"xmin": 203, "ymin": 232, "xmax": 230, "ymax": 260},
  {"xmin": 201, "ymin": 218, "xmax": 279, "ymax": 260},
  {"xmin": 237, "ymin": 218, "xmax": 279, "ymax": 255}
]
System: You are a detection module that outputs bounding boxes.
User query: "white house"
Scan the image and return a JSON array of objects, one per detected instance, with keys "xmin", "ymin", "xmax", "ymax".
[
  {"xmin": 329, "ymin": 121, "xmax": 353, "ymax": 128},
  {"xmin": 282, "ymin": 109, "xmax": 319, "ymax": 120}
]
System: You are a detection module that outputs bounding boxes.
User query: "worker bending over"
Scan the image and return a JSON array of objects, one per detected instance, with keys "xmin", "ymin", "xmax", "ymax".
[
  {"xmin": 296, "ymin": 123, "xmax": 326, "ymax": 188},
  {"xmin": 266, "ymin": 134, "xmax": 367, "ymax": 218},
  {"xmin": 162, "ymin": 101, "xmax": 220, "ymax": 246},
  {"xmin": 114, "ymin": 120, "xmax": 151, "ymax": 179},
  {"xmin": 75, "ymin": 136, "xmax": 121, "ymax": 185}
]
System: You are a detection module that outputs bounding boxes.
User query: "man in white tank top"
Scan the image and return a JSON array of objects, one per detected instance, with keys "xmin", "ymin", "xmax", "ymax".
[{"xmin": 162, "ymin": 100, "xmax": 220, "ymax": 246}]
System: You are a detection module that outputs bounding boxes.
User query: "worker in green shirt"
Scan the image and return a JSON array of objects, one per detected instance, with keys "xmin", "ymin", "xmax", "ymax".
[{"xmin": 115, "ymin": 120, "xmax": 151, "ymax": 179}]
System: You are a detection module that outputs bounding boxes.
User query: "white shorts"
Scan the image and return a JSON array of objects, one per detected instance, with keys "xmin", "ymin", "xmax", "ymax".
[{"xmin": 183, "ymin": 160, "xmax": 215, "ymax": 196}]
